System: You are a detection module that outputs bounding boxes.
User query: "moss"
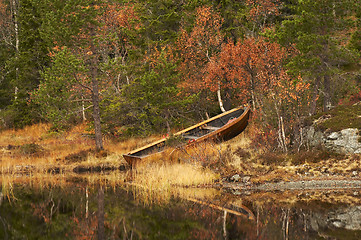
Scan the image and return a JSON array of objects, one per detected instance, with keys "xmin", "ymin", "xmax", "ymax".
[{"xmin": 307, "ymin": 105, "xmax": 361, "ymax": 132}]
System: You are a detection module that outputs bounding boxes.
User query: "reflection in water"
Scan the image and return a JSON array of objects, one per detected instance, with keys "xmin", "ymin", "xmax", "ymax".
[
  {"xmin": 98, "ymin": 185, "xmax": 105, "ymax": 240},
  {"xmin": 0, "ymin": 177, "xmax": 360, "ymax": 239}
]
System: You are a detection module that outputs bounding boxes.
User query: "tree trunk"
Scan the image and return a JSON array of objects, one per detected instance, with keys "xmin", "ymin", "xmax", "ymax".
[
  {"xmin": 85, "ymin": 187, "xmax": 89, "ymax": 219},
  {"xmin": 11, "ymin": 0, "xmax": 19, "ymax": 100},
  {"xmin": 323, "ymin": 74, "xmax": 331, "ymax": 111},
  {"xmin": 89, "ymin": 25, "xmax": 103, "ymax": 151},
  {"xmin": 97, "ymin": 185, "xmax": 105, "ymax": 240},
  {"xmin": 223, "ymin": 87, "xmax": 232, "ymax": 111},
  {"xmin": 217, "ymin": 82, "xmax": 226, "ymax": 113},
  {"xmin": 309, "ymin": 76, "xmax": 320, "ymax": 115}
]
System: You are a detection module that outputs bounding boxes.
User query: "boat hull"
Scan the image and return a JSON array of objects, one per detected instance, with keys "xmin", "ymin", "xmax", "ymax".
[{"xmin": 123, "ymin": 106, "xmax": 251, "ymax": 165}]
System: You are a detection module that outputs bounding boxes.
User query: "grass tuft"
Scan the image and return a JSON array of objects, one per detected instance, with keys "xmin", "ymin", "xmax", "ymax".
[{"xmin": 131, "ymin": 162, "xmax": 219, "ymax": 204}]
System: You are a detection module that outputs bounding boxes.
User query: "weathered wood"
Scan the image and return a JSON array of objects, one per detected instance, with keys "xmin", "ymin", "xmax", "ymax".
[
  {"xmin": 123, "ymin": 106, "xmax": 251, "ymax": 165},
  {"xmin": 202, "ymin": 126, "xmax": 220, "ymax": 131}
]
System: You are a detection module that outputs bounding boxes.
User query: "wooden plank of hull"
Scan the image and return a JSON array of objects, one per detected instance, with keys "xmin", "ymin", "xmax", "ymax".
[{"xmin": 123, "ymin": 106, "xmax": 251, "ymax": 165}]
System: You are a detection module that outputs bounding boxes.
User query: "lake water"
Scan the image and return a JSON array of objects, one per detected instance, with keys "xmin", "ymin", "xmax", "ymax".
[{"xmin": 0, "ymin": 173, "xmax": 360, "ymax": 239}]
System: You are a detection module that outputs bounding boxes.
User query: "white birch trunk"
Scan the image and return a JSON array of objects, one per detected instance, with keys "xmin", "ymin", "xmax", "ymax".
[
  {"xmin": 217, "ymin": 83, "xmax": 226, "ymax": 113},
  {"xmin": 11, "ymin": 0, "xmax": 19, "ymax": 100}
]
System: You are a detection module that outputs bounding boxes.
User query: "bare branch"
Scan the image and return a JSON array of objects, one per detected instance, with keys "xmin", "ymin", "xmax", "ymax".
[{"xmin": 73, "ymin": 73, "xmax": 93, "ymax": 93}]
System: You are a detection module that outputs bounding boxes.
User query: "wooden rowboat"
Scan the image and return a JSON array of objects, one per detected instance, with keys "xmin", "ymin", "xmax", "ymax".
[{"xmin": 123, "ymin": 106, "xmax": 251, "ymax": 165}]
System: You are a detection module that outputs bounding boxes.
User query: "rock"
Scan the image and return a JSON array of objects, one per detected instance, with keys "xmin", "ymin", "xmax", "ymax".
[
  {"xmin": 325, "ymin": 128, "xmax": 361, "ymax": 154},
  {"xmin": 306, "ymin": 126, "xmax": 325, "ymax": 146},
  {"xmin": 230, "ymin": 174, "xmax": 241, "ymax": 182},
  {"xmin": 310, "ymin": 206, "xmax": 361, "ymax": 231},
  {"xmin": 306, "ymin": 127, "xmax": 361, "ymax": 154},
  {"xmin": 332, "ymin": 220, "xmax": 346, "ymax": 228},
  {"xmin": 327, "ymin": 132, "xmax": 340, "ymax": 140},
  {"xmin": 242, "ymin": 176, "xmax": 251, "ymax": 183}
]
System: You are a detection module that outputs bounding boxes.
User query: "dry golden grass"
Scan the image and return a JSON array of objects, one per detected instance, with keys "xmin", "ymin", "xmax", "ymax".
[
  {"xmin": 105, "ymin": 135, "xmax": 160, "ymax": 155},
  {"xmin": 1, "ymin": 121, "xmax": 359, "ymax": 202},
  {"xmin": 1, "ymin": 122, "xmax": 224, "ymax": 201},
  {"xmin": 0, "ymin": 123, "xmax": 130, "ymax": 173},
  {"xmin": 130, "ymin": 162, "xmax": 219, "ymax": 204},
  {"xmin": 0, "ymin": 123, "xmax": 50, "ymax": 145},
  {"xmin": 1, "ymin": 123, "xmax": 88, "ymax": 169}
]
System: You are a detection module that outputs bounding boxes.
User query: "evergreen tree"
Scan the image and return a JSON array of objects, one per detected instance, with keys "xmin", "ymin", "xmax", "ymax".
[
  {"xmin": 0, "ymin": 0, "xmax": 49, "ymax": 128},
  {"xmin": 104, "ymin": 49, "xmax": 191, "ymax": 136},
  {"xmin": 275, "ymin": 0, "xmax": 357, "ymax": 114},
  {"xmin": 34, "ymin": 0, "xmax": 104, "ymax": 150},
  {"xmin": 350, "ymin": 0, "xmax": 361, "ymax": 52}
]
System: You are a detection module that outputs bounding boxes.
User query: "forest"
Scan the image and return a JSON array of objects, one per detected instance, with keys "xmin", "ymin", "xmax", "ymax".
[{"xmin": 0, "ymin": 0, "xmax": 360, "ymax": 152}]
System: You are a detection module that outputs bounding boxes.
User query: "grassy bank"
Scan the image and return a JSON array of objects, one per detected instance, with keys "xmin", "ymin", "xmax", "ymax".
[{"xmin": 1, "ymin": 123, "xmax": 360, "ymax": 189}]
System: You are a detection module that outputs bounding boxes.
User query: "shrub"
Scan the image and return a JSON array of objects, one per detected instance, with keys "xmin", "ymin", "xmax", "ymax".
[
  {"xmin": 259, "ymin": 152, "xmax": 285, "ymax": 166},
  {"xmin": 234, "ymin": 147, "xmax": 251, "ymax": 159},
  {"xmin": 20, "ymin": 143, "xmax": 45, "ymax": 156},
  {"xmin": 291, "ymin": 149, "xmax": 345, "ymax": 165}
]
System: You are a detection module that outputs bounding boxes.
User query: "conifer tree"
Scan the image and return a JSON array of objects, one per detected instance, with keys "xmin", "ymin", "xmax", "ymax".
[
  {"xmin": 275, "ymin": 0, "xmax": 356, "ymax": 114},
  {"xmin": 35, "ymin": 0, "xmax": 105, "ymax": 150}
]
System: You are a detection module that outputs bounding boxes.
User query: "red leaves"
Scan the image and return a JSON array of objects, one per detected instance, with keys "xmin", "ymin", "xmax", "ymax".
[
  {"xmin": 205, "ymin": 37, "xmax": 289, "ymax": 104},
  {"xmin": 246, "ymin": 0, "xmax": 281, "ymax": 26},
  {"xmin": 177, "ymin": 6, "xmax": 223, "ymax": 93}
]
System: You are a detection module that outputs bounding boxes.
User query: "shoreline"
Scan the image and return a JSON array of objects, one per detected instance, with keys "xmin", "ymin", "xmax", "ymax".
[
  {"xmin": 2, "ymin": 163, "xmax": 360, "ymax": 192},
  {"xmin": 222, "ymin": 179, "xmax": 361, "ymax": 192}
]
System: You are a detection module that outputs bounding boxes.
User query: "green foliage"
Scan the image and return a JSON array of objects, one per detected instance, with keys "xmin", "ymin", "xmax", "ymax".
[
  {"xmin": 33, "ymin": 48, "xmax": 87, "ymax": 130},
  {"xmin": 0, "ymin": 42, "xmax": 13, "ymax": 109},
  {"xmin": 310, "ymin": 105, "xmax": 361, "ymax": 132},
  {"xmin": 349, "ymin": 1, "xmax": 361, "ymax": 52},
  {"xmin": 135, "ymin": 0, "xmax": 183, "ymax": 45},
  {"xmin": 0, "ymin": 0, "xmax": 360, "ymax": 152},
  {"xmin": 0, "ymin": 0, "xmax": 50, "ymax": 128},
  {"xmin": 38, "ymin": 0, "xmax": 101, "ymax": 48},
  {"xmin": 0, "ymin": 99, "xmax": 40, "ymax": 128},
  {"xmin": 102, "ymin": 50, "xmax": 192, "ymax": 136},
  {"xmin": 276, "ymin": 0, "xmax": 356, "ymax": 76}
]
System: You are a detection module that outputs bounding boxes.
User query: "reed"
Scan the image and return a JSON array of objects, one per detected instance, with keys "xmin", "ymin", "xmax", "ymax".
[
  {"xmin": 131, "ymin": 162, "xmax": 219, "ymax": 204},
  {"xmin": 0, "ymin": 123, "xmax": 130, "ymax": 174},
  {"xmin": 105, "ymin": 135, "xmax": 160, "ymax": 155}
]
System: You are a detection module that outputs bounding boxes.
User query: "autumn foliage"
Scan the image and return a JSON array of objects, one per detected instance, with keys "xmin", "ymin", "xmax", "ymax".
[
  {"xmin": 177, "ymin": 6, "xmax": 223, "ymax": 93},
  {"xmin": 1, "ymin": 0, "xmax": 359, "ymax": 152}
]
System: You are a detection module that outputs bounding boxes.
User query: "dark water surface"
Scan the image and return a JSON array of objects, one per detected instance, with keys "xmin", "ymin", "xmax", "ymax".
[{"xmin": 0, "ymin": 177, "xmax": 360, "ymax": 240}]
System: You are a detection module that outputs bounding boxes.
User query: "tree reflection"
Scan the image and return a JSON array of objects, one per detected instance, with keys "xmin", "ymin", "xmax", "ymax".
[
  {"xmin": 98, "ymin": 185, "xmax": 105, "ymax": 240},
  {"xmin": 0, "ymin": 182, "xmax": 360, "ymax": 239}
]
